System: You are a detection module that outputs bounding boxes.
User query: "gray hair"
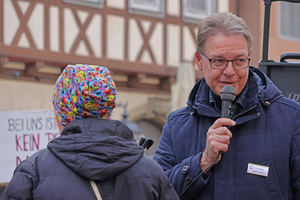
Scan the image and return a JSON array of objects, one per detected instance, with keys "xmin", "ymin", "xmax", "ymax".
[{"xmin": 196, "ymin": 12, "xmax": 253, "ymax": 53}]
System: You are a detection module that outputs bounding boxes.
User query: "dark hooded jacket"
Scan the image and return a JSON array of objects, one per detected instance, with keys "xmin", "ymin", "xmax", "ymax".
[
  {"xmin": 153, "ymin": 66, "xmax": 300, "ymax": 200},
  {"xmin": 3, "ymin": 118, "xmax": 179, "ymax": 200}
]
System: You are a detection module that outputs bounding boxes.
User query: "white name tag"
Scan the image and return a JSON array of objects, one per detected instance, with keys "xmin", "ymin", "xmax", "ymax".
[{"xmin": 247, "ymin": 163, "xmax": 269, "ymax": 177}]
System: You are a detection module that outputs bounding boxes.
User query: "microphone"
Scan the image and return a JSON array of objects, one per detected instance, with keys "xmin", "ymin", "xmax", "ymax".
[
  {"xmin": 220, "ymin": 85, "xmax": 236, "ymax": 118},
  {"xmin": 218, "ymin": 85, "xmax": 236, "ymax": 155}
]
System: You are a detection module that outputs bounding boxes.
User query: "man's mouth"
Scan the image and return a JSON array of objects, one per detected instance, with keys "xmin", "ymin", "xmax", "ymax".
[{"xmin": 221, "ymin": 81, "xmax": 234, "ymax": 84}]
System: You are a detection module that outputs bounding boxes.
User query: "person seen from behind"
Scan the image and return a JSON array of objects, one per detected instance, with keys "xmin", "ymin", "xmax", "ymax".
[{"xmin": 3, "ymin": 64, "xmax": 179, "ymax": 200}]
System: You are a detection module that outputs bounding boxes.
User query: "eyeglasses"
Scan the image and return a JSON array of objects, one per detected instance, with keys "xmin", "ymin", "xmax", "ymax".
[{"xmin": 201, "ymin": 53, "xmax": 250, "ymax": 70}]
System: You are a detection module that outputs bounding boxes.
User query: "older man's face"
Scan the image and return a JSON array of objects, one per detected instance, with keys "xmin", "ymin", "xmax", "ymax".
[{"xmin": 195, "ymin": 34, "xmax": 251, "ymax": 96}]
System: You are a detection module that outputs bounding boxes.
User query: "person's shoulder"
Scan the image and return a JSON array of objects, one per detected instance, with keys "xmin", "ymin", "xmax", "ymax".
[
  {"xmin": 274, "ymin": 95, "xmax": 300, "ymax": 110},
  {"xmin": 24, "ymin": 148, "xmax": 60, "ymax": 170},
  {"xmin": 27, "ymin": 148, "xmax": 53, "ymax": 162},
  {"xmin": 12, "ymin": 149, "xmax": 51, "ymax": 178},
  {"xmin": 126, "ymin": 155, "xmax": 166, "ymax": 178},
  {"xmin": 140, "ymin": 155, "xmax": 164, "ymax": 168},
  {"xmin": 168, "ymin": 106, "xmax": 192, "ymax": 121}
]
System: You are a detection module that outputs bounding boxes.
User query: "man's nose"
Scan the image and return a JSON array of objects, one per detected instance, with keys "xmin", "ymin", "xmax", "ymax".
[{"xmin": 223, "ymin": 61, "xmax": 236, "ymax": 76}]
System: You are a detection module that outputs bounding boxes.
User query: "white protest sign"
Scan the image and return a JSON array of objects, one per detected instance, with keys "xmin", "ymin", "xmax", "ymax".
[{"xmin": 0, "ymin": 110, "xmax": 60, "ymax": 183}]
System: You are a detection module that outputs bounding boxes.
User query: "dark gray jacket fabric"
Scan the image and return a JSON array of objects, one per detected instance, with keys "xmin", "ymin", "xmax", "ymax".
[
  {"xmin": 154, "ymin": 66, "xmax": 300, "ymax": 200},
  {"xmin": 3, "ymin": 118, "xmax": 179, "ymax": 200}
]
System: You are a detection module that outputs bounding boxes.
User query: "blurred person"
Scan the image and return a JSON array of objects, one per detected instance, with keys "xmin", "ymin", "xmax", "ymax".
[
  {"xmin": 3, "ymin": 64, "xmax": 179, "ymax": 200},
  {"xmin": 154, "ymin": 12, "xmax": 300, "ymax": 200}
]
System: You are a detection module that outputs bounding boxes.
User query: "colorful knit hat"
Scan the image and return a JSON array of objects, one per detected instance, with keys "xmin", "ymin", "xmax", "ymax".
[{"xmin": 52, "ymin": 64, "xmax": 117, "ymax": 126}]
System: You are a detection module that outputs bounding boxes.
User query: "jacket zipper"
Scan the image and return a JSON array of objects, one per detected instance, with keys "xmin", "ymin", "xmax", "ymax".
[{"xmin": 231, "ymin": 105, "xmax": 258, "ymax": 121}]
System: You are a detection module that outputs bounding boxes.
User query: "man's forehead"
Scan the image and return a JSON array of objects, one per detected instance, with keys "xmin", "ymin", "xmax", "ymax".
[
  {"xmin": 203, "ymin": 33, "xmax": 249, "ymax": 54},
  {"xmin": 209, "ymin": 52, "xmax": 248, "ymax": 58}
]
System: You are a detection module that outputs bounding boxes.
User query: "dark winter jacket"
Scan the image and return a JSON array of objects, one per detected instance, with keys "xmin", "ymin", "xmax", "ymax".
[
  {"xmin": 3, "ymin": 118, "xmax": 179, "ymax": 200},
  {"xmin": 153, "ymin": 66, "xmax": 300, "ymax": 200}
]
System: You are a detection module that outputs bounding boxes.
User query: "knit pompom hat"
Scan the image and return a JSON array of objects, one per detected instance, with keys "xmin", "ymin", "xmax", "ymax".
[{"xmin": 52, "ymin": 64, "xmax": 117, "ymax": 126}]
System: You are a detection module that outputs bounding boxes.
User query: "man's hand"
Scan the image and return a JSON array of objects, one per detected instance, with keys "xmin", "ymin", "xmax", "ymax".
[{"xmin": 200, "ymin": 118, "xmax": 236, "ymax": 172}]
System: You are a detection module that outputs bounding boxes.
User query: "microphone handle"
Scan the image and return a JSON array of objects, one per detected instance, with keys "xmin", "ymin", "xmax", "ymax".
[
  {"xmin": 221, "ymin": 100, "xmax": 232, "ymax": 118},
  {"xmin": 219, "ymin": 100, "xmax": 232, "ymax": 155}
]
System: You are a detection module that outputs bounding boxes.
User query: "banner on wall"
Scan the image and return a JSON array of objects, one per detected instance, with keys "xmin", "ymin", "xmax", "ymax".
[{"xmin": 0, "ymin": 110, "xmax": 60, "ymax": 183}]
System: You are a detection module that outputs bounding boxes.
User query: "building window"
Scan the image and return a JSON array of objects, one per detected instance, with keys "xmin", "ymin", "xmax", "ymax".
[
  {"xmin": 63, "ymin": 0, "xmax": 104, "ymax": 9},
  {"xmin": 182, "ymin": 0, "xmax": 216, "ymax": 24},
  {"xmin": 128, "ymin": 0, "xmax": 165, "ymax": 18},
  {"xmin": 279, "ymin": 1, "xmax": 300, "ymax": 41}
]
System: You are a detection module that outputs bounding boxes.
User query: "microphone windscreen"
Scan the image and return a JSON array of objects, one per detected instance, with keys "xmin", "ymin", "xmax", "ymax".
[{"xmin": 220, "ymin": 85, "xmax": 236, "ymax": 101}]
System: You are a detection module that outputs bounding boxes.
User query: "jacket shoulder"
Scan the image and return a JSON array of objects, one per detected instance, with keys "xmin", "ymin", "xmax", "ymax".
[
  {"xmin": 102, "ymin": 155, "xmax": 179, "ymax": 200},
  {"xmin": 275, "ymin": 96, "xmax": 300, "ymax": 110},
  {"xmin": 26, "ymin": 148, "xmax": 80, "ymax": 178},
  {"xmin": 168, "ymin": 106, "xmax": 193, "ymax": 121},
  {"xmin": 126, "ymin": 155, "xmax": 167, "ymax": 179},
  {"xmin": 27, "ymin": 148, "xmax": 59, "ymax": 168}
]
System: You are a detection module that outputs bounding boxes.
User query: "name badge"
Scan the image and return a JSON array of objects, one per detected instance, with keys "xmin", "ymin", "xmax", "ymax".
[{"xmin": 247, "ymin": 163, "xmax": 269, "ymax": 177}]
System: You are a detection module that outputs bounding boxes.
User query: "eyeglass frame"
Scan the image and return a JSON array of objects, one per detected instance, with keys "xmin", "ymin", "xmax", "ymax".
[{"xmin": 201, "ymin": 53, "xmax": 251, "ymax": 70}]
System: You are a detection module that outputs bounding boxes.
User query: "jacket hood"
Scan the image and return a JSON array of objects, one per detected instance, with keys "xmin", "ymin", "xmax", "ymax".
[
  {"xmin": 187, "ymin": 66, "xmax": 283, "ymax": 115},
  {"xmin": 47, "ymin": 118, "xmax": 144, "ymax": 181}
]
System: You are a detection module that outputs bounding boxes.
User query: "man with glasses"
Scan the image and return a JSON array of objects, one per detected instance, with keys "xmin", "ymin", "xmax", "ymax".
[{"xmin": 154, "ymin": 12, "xmax": 300, "ymax": 200}]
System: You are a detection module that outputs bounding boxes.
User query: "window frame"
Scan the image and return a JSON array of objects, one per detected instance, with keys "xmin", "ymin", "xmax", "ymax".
[
  {"xmin": 279, "ymin": 1, "xmax": 300, "ymax": 42},
  {"xmin": 128, "ymin": 0, "xmax": 165, "ymax": 18},
  {"xmin": 63, "ymin": 0, "xmax": 104, "ymax": 9},
  {"xmin": 182, "ymin": 0, "xmax": 216, "ymax": 24}
]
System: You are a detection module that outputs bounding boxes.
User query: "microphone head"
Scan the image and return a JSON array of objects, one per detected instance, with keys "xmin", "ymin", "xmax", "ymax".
[{"xmin": 220, "ymin": 85, "xmax": 236, "ymax": 101}]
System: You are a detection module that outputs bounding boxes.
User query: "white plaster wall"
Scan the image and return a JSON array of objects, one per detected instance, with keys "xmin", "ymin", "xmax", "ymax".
[
  {"xmin": 64, "ymin": 8, "xmax": 79, "ymax": 54},
  {"xmin": 183, "ymin": 26, "xmax": 196, "ymax": 61},
  {"xmin": 18, "ymin": 1, "xmax": 30, "ymax": 15},
  {"xmin": 0, "ymin": 80, "xmax": 54, "ymax": 111},
  {"xmin": 166, "ymin": 0, "xmax": 180, "ymax": 16},
  {"xmin": 75, "ymin": 40, "xmax": 89, "ymax": 56},
  {"xmin": 107, "ymin": 15, "xmax": 125, "ymax": 60},
  {"xmin": 140, "ymin": 50, "xmax": 152, "ymax": 64},
  {"xmin": 3, "ymin": 0, "xmax": 20, "ymax": 46},
  {"xmin": 50, "ymin": 6, "xmax": 59, "ymax": 52},
  {"xmin": 167, "ymin": 24, "xmax": 180, "ymax": 67},
  {"xmin": 18, "ymin": 33, "xmax": 30, "ymax": 48},
  {"xmin": 27, "ymin": 3, "xmax": 44, "ymax": 50},
  {"xmin": 106, "ymin": 0, "xmax": 125, "ymax": 10},
  {"xmin": 149, "ymin": 22, "xmax": 163, "ymax": 65},
  {"xmin": 218, "ymin": 0, "xmax": 229, "ymax": 12},
  {"xmin": 128, "ymin": 18, "xmax": 143, "ymax": 62},
  {"xmin": 140, "ymin": 20, "xmax": 151, "ymax": 34},
  {"xmin": 86, "ymin": 14, "xmax": 102, "ymax": 58}
]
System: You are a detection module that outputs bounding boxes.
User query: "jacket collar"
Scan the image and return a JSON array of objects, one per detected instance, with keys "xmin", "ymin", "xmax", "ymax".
[{"xmin": 187, "ymin": 66, "xmax": 283, "ymax": 118}]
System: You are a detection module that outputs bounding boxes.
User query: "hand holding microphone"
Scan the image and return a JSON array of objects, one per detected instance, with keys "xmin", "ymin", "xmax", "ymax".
[
  {"xmin": 200, "ymin": 85, "xmax": 236, "ymax": 172},
  {"xmin": 181, "ymin": 86, "xmax": 237, "ymax": 197}
]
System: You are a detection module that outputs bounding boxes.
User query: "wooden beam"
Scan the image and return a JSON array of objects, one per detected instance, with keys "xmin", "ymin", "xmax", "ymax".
[
  {"xmin": 159, "ymin": 77, "xmax": 174, "ymax": 91},
  {"xmin": 127, "ymin": 75, "xmax": 139, "ymax": 87},
  {"xmin": 0, "ymin": 56, "xmax": 9, "ymax": 74},
  {"xmin": 0, "ymin": 56, "xmax": 9, "ymax": 69},
  {"xmin": 137, "ymin": 73, "xmax": 147, "ymax": 80},
  {"xmin": 25, "ymin": 61, "xmax": 45, "ymax": 76}
]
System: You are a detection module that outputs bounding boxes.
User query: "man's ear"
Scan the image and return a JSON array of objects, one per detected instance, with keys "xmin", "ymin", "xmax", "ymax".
[
  {"xmin": 195, "ymin": 51, "xmax": 203, "ymax": 71},
  {"xmin": 249, "ymin": 50, "xmax": 252, "ymax": 57}
]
